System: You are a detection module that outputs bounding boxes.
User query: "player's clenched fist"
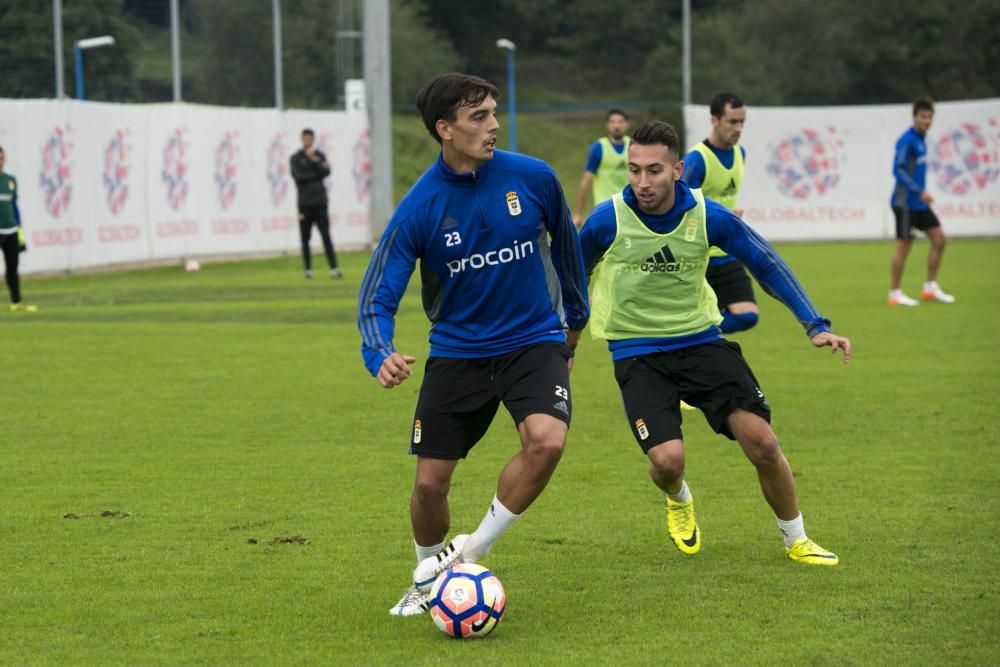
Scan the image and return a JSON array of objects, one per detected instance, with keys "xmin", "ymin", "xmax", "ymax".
[{"xmin": 377, "ymin": 352, "xmax": 417, "ymax": 388}]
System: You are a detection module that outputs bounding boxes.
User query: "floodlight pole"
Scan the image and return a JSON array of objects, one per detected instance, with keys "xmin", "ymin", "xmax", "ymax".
[
  {"xmin": 53, "ymin": 0, "xmax": 65, "ymax": 98},
  {"xmin": 682, "ymin": 0, "xmax": 692, "ymax": 107},
  {"xmin": 363, "ymin": 0, "xmax": 393, "ymax": 237},
  {"xmin": 73, "ymin": 35, "xmax": 116, "ymax": 100},
  {"xmin": 273, "ymin": 0, "xmax": 284, "ymax": 109},
  {"xmin": 170, "ymin": 0, "xmax": 182, "ymax": 101},
  {"xmin": 496, "ymin": 38, "xmax": 517, "ymax": 152}
]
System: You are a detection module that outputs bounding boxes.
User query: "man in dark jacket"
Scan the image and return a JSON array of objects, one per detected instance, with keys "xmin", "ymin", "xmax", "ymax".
[{"xmin": 290, "ymin": 128, "xmax": 341, "ymax": 279}]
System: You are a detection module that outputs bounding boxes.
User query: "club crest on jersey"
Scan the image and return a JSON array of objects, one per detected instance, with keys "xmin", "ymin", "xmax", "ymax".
[
  {"xmin": 413, "ymin": 419, "xmax": 422, "ymax": 444},
  {"xmin": 505, "ymin": 191, "xmax": 522, "ymax": 216},
  {"xmin": 635, "ymin": 418, "xmax": 649, "ymax": 440}
]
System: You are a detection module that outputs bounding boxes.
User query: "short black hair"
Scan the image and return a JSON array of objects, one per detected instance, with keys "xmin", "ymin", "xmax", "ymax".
[
  {"xmin": 607, "ymin": 109, "xmax": 628, "ymax": 121},
  {"xmin": 631, "ymin": 120, "xmax": 681, "ymax": 156},
  {"xmin": 913, "ymin": 98, "xmax": 935, "ymax": 115},
  {"xmin": 709, "ymin": 92, "xmax": 744, "ymax": 118},
  {"xmin": 301, "ymin": 128, "xmax": 315, "ymax": 137},
  {"xmin": 415, "ymin": 73, "xmax": 500, "ymax": 143}
]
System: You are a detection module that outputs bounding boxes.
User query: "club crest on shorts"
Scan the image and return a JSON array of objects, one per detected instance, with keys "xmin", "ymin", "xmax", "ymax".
[
  {"xmin": 635, "ymin": 418, "xmax": 649, "ymax": 440},
  {"xmin": 505, "ymin": 191, "xmax": 522, "ymax": 216},
  {"xmin": 413, "ymin": 419, "xmax": 422, "ymax": 444}
]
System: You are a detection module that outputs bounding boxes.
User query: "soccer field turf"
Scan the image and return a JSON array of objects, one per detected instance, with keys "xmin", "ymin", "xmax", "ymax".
[{"xmin": 2, "ymin": 240, "xmax": 998, "ymax": 665}]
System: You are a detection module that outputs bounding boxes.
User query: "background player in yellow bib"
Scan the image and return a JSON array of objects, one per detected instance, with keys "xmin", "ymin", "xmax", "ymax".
[
  {"xmin": 579, "ymin": 120, "xmax": 850, "ymax": 565},
  {"xmin": 573, "ymin": 109, "xmax": 630, "ymax": 228},
  {"xmin": 682, "ymin": 93, "xmax": 757, "ymax": 333}
]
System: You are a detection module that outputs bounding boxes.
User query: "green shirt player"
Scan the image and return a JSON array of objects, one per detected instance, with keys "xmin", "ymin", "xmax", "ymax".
[
  {"xmin": 580, "ymin": 121, "xmax": 850, "ymax": 566},
  {"xmin": 681, "ymin": 93, "xmax": 757, "ymax": 333},
  {"xmin": 0, "ymin": 146, "xmax": 35, "ymax": 313},
  {"xmin": 573, "ymin": 109, "xmax": 631, "ymax": 228}
]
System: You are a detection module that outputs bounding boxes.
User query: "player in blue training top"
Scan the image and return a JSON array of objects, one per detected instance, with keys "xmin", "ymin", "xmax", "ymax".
[
  {"xmin": 681, "ymin": 93, "xmax": 757, "ymax": 334},
  {"xmin": 887, "ymin": 97, "xmax": 954, "ymax": 306},
  {"xmin": 579, "ymin": 120, "xmax": 850, "ymax": 566},
  {"xmin": 357, "ymin": 73, "xmax": 589, "ymax": 617}
]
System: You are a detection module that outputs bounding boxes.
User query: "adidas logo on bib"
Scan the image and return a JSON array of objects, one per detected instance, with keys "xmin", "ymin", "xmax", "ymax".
[{"xmin": 640, "ymin": 243, "xmax": 688, "ymax": 273}]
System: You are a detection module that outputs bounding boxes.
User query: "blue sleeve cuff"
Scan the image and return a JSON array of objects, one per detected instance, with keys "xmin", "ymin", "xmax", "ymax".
[
  {"xmin": 362, "ymin": 345, "xmax": 393, "ymax": 377},
  {"xmin": 805, "ymin": 319, "xmax": 831, "ymax": 338}
]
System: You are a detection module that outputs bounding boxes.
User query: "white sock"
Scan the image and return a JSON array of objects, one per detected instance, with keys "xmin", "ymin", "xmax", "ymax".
[
  {"xmin": 776, "ymin": 514, "xmax": 806, "ymax": 548},
  {"xmin": 924, "ymin": 280, "xmax": 938, "ymax": 291},
  {"xmin": 889, "ymin": 288, "xmax": 904, "ymax": 297},
  {"xmin": 463, "ymin": 495, "xmax": 520, "ymax": 563},
  {"xmin": 414, "ymin": 539, "xmax": 445, "ymax": 564},
  {"xmin": 666, "ymin": 481, "xmax": 692, "ymax": 504}
]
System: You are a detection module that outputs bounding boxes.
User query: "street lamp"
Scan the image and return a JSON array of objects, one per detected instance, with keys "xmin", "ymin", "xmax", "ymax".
[
  {"xmin": 495, "ymin": 38, "xmax": 517, "ymax": 152},
  {"xmin": 74, "ymin": 35, "xmax": 116, "ymax": 100}
]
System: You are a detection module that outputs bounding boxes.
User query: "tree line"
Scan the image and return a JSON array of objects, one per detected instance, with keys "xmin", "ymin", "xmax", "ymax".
[{"xmin": 1, "ymin": 0, "xmax": 996, "ymax": 108}]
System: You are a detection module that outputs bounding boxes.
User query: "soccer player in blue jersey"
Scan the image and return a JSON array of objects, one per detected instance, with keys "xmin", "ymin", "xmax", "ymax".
[
  {"xmin": 357, "ymin": 73, "xmax": 589, "ymax": 616},
  {"xmin": 573, "ymin": 109, "xmax": 631, "ymax": 228},
  {"xmin": 682, "ymin": 93, "xmax": 758, "ymax": 334},
  {"xmin": 888, "ymin": 98, "xmax": 954, "ymax": 306},
  {"xmin": 580, "ymin": 120, "xmax": 849, "ymax": 565}
]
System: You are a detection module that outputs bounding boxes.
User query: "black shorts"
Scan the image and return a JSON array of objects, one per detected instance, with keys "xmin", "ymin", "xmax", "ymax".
[
  {"xmin": 892, "ymin": 207, "xmax": 941, "ymax": 240},
  {"xmin": 410, "ymin": 342, "xmax": 574, "ymax": 460},
  {"xmin": 613, "ymin": 340, "xmax": 771, "ymax": 452},
  {"xmin": 706, "ymin": 260, "xmax": 756, "ymax": 308}
]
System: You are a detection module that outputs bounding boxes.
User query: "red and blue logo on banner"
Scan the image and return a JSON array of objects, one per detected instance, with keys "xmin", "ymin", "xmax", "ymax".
[
  {"xmin": 103, "ymin": 129, "xmax": 131, "ymax": 215},
  {"xmin": 162, "ymin": 128, "xmax": 189, "ymax": 211},
  {"xmin": 40, "ymin": 125, "xmax": 73, "ymax": 217},
  {"xmin": 353, "ymin": 129, "xmax": 371, "ymax": 202},
  {"xmin": 266, "ymin": 132, "xmax": 289, "ymax": 207},
  {"xmin": 766, "ymin": 127, "xmax": 845, "ymax": 200},
  {"xmin": 930, "ymin": 119, "xmax": 1000, "ymax": 196},
  {"xmin": 214, "ymin": 130, "xmax": 240, "ymax": 210}
]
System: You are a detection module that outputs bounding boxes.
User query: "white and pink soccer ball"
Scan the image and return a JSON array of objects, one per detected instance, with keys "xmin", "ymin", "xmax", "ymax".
[
  {"xmin": 429, "ymin": 563, "xmax": 506, "ymax": 639},
  {"xmin": 184, "ymin": 259, "xmax": 201, "ymax": 272}
]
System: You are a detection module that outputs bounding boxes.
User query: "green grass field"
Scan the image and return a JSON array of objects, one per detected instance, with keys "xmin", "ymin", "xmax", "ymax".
[{"xmin": 2, "ymin": 240, "xmax": 998, "ymax": 665}]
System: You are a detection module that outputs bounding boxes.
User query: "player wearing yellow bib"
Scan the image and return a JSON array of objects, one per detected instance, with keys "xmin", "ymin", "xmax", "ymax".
[
  {"xmin": 682, "ymin": 93, "xmax": 757, "ymax": 333},
  {"xmin": 580, "ymin": 121, "xmax": 851, "ymax": 565},
  {"xmin": 573, "ymin": 109, "xmax": 630, "ymax": 228}
]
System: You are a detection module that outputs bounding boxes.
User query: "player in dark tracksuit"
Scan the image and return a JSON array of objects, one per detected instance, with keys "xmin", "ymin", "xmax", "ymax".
[
  {"xmin": 0, "ymin": 146, "xmax": 35, "ymax": 312},
  {"xmin": 290, "ymin": 129, "xmax": 341, "ymax": 279}
]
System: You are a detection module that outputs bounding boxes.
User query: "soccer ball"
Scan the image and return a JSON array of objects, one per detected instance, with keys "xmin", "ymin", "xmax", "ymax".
[
  {"xmin": 184, "ymin": 259, "xmax": 201, "ymax": 272},
  {"xmin": 429, "ymin": 563, "xmax": 506, "ymax": 638}
]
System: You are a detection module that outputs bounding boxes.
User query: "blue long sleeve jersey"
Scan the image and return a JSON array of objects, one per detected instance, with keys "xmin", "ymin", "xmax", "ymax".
[
  {"xmin": 358, "ymin": 150, "xmax": 590, "ymax": 377},
  {"xmin": 681, "ymin": 142, "xmax": 747, "ymax": 268},
  {"xmin": 891, "ymin": 127, "xmax": 929, "ymax": 210},
  {"xmin": 579, "ymin": 182, "xmax": 831, "ymax": 361}
]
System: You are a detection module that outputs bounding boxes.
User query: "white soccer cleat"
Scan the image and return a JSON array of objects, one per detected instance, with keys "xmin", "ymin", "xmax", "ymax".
[
  {"xmin": 412, "ymin": 534, "xmax": 468, "ymax": 593},
  {"xmin": 921, "ymin": 287, "xmax": 955, "ymax": 303},
  {"xmin": 887, "ymin": 291, "xmax": 919, "ymax": 306},
  {"xmin": 388, "ymin": 585, "xmax": 430, "ymax": 616}
]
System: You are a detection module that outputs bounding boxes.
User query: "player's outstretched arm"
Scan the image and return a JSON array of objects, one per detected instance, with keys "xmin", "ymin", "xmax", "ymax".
[
  {"xmin": 574, "ymin": 171, "xmax": 594, "ymax": 228},
  {"xmin": 377, "ymin": 352, "xmax": 418, "ymax": 388},
  {"xmin": 810, "ymin": 332, "xmax": 851, "ymax": 364}
]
